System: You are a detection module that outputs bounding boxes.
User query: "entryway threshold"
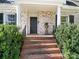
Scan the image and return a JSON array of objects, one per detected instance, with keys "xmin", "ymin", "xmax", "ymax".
[{"xmin": 26, "ymin": 35, "xmax": 54, "ymax": 37}]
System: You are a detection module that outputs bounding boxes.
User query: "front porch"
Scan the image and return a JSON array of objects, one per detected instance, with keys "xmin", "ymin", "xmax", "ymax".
[
  {"xmin": 20, "ymin": 4, "xmax": 57, "ymax": 35},
  {"xmin": 19, "ymin": 4, "xmax": 79, "ymax": 36}
]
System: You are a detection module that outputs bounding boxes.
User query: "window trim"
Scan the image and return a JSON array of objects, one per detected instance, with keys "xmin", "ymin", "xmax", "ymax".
[{"xmin": 4, "ymin": 13, "xmax": 17, "ymax": 25}]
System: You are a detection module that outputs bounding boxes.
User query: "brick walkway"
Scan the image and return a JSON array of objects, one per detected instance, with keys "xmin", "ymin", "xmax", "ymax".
[{"xmin": 20, "ymin": 37, "xmax": 63, "ymax": 59}]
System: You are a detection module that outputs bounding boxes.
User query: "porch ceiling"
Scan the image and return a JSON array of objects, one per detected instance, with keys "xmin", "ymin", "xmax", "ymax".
[
  {"xmin": 61, "ymin": 5, "xmax": 79, "ymax": 15},
  {"xmin": 20, "ymin": 4, "xmax": 57, "ymax": 12}
]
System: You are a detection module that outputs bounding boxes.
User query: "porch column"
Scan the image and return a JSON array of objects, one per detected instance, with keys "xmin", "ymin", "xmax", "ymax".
[
  {"xmin": 57, "ymin": 6, "xmax": 61, "ymax": 26},
  {"xmin": 16, "ymin": 5, "xmax": 20, "ymax": 27}
]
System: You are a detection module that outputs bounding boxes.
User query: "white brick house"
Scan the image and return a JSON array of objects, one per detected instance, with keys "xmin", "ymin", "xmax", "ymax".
[{"xmin": 0, "ymin": 0, "xmax": 79, "ymax": 36}]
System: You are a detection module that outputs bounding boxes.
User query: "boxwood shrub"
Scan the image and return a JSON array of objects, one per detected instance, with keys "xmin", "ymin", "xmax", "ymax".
[
  {"xmin": 0, "ymin": 25, "xmax": 23, "ymax": 59},
  {"xmin": 55, "ymin": 23, "xmax": 79, "ymax": 59}
]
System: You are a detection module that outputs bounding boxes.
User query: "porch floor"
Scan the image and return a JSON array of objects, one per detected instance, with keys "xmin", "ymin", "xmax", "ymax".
[
  {"xmin": 20, "ymin": 37, "xmax": 63, "ymax": 59},
  {"xmin": 26, "ymin": 35, "xmax": 54, "ymax": 37}
]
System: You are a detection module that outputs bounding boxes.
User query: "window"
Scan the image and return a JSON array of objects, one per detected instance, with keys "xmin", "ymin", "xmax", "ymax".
[
  {"xmin": 0, "ymin": 13, "xmax": 3, "ymax": 24},
  {"xmin": 69, "ymin": 15, "xmax": 74, "ymax": 24},
  {"xmin": 61, "ymin": 16, "xmax": 68, "ymax": 24},
  {"xmin": 7, "ymin": 14, "xmax": 16, "ymax": 25},
  {"xmin": 0, "ymin": 0, "xmax": 14, "ymax": 3}
]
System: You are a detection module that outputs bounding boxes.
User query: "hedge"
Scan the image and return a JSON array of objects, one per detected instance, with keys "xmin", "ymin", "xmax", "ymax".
[
  {"xmin": 55, "ymin": 23, "xmax": 79, "ymax": 59},
  {"xmin": 0, "ymin": 25, "xmax": 23, "ymax": 59}
]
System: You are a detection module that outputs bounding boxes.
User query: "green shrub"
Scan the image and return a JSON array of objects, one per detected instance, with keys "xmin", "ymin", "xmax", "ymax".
[
  {"xmin": 55, "ymin": 23, "xmax": 79, "ymax": 59},
  {"xmin": 0, "ymin": 25, "xmax": 23, "ymax": 59}
]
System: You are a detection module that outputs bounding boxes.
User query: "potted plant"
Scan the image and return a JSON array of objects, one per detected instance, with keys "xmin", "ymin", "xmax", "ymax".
[{"xmin": 44, "ymin": 23, "xmax": 49, "ymax": 35}]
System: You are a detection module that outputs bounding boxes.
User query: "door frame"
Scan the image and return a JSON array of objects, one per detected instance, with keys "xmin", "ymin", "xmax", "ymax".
[{"xmin": 30, "ymin": 17, "xmax": 38, "ymax": 34}]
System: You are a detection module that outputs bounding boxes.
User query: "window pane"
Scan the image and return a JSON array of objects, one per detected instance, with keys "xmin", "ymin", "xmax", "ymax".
[
  {"xmin": 0, "ymin": 13, "xmax": 3, "ymax": 24},
  {"xmin": 61, "ymin": 16, "xmax": 68, "ymax": 24},
  {"xmin": 7, "ymin": 14, "xmax": 16, "ymax": 25}
]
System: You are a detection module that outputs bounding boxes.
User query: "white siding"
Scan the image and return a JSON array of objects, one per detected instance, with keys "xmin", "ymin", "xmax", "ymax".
[
  {"xmin": 74, "ymin": 14, "xmax": 79, "ymax": 24},
  {"xmin": 38, "ymin": 13, "xmax": 55, "ymax": 34},
  {"xmin": 20, "ymin": 8, "xmax": 27, "ymax": 35}
]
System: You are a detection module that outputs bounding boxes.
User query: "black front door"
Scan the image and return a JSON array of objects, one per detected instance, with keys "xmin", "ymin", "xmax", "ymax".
[{"xmin": 30, "ymin": 17, "xmax": 37, "ymax": 34}]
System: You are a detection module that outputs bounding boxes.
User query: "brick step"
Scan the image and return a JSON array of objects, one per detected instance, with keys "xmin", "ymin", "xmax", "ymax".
[
  {"xmin": 22, "ymin": 43, "xmax": 57, "ymax": 49},
  {"xmin": 24, "ymin": 39, "xmax": 56, "ymax": 44},
  {"xmin": 23, "ymin": 43, "xmax": 57, "ymax": 45},
  {"xmin": 21, "ymin": 48, "xmax": 60, "ymax": 55},
  {"xmin": 21, "ymin": 54, "xmax": 63, "ymax": 59},
  {"xmin": 21, "ymin": 37, "xmax": 63, "ymax": 59},
  {"xmin": 26, "ymin": 37, "xmax": 55, "ymax": 40}
]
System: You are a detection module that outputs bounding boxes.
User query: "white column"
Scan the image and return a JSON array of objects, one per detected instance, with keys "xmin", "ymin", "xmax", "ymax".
[
  {"xmin": 26, "ymin": 11, "xmax": 28, "ymax": 35},
  {"xmin": 57, "ymin": 6, "xmax": 61, "ymax": 26},
  {"xmin": 3, "ymin": 13, "xmax": 6, "ymax": 25},
  {"xmin": 16, "ymin": 5, "xmax": 20, "ymax": 27}
]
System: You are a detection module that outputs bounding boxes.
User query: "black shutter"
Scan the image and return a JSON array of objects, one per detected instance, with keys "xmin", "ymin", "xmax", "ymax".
[
  {"xmin": 0, "ymin": 13, "xmax": 3, "ymax": 24},
  {"xmin": 53, "ymin": 15, "xmax": 57, "ymax": 33},
  {"xmin": 69, "ymin": 15, "xmax": 74, "ymax": 24},
  {"xmin": 55, "ymin": 15, "xmax": 57, "ymax": 28}
]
